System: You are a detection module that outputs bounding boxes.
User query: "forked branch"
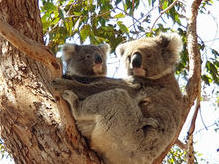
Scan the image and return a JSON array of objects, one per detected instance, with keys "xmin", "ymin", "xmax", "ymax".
[
  {"xmin": 0, "ymin": 19, "xmax": 62, "ymax": 79},
  {"xmin": 175, "ymin": 139, "xmax": 187, "ymax": 150}
]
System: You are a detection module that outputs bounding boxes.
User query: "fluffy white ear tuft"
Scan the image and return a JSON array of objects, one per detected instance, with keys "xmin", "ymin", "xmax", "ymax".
[
  {"xmin": 62, "ymin": 43, "xmax": 78, "ymax": 62},
  {"xmin": 98, "ymin": 43, "xmax": 111, "ymax": 55},
  {"xmin": 158, "ymin": 33, "xmax": 183, "ymax": 56}
]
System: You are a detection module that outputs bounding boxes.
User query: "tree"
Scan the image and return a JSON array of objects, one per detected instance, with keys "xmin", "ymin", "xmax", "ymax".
[{"xmin": 0, "ymin": 0, "xmax": 217, "ymax": 163}]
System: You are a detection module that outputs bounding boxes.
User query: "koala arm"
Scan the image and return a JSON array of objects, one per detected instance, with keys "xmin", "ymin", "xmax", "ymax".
[
  {"xmin": 52, "ymin": 77, "xmax": 139, "ymax": 99},
  {"xmin": 62, "ymin": 90, "xmax": 97, "ymax": 138}
]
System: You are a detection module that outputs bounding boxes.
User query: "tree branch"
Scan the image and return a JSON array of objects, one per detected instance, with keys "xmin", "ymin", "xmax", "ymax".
[
  {"xmin": 186, "ymin": 84, "xmax": 201, "ymax": 164},
  {"xmin": 150, "ymin": 0, "xmax": 179, "ymax": 32},
  {"xmin": 175, "ymin": 139, "xmax": 187, "ymax": 150},
  {"xmin": 187, "ymin": 95, "xmax": 201, "ymax": 139},
  {"xmin": 187, "ymin": 135, "xmax": 194, "ymax": 164},
  {"xmin": 152, "ymin": 0, "xmax": 202, "ymax": 163},
  {"xmin": 183, "ymin": 0, "xmax": 202, "ymax": 109},
  {"xmin": 0, "ymin": 19, "xmax": 62, "ymax": 79}
]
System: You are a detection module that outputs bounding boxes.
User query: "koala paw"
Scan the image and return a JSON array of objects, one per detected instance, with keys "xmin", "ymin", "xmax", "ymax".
[
  {"xmin": 51, "ymin": 78, "xmax": 65, "ymax": 90},
  {"xmin": 62, "ymin": 90, "xmax": 78, "ymax": 102},
  {"xmin": 142, "ymin": 117, "xmax": 159, "ymax": 129}
]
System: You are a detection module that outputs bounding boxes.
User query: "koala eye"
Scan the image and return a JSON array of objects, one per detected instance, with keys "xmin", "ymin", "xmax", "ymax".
[{"xmin": 131, "ymin": 52, "xmax": 142, "ymax": 68}]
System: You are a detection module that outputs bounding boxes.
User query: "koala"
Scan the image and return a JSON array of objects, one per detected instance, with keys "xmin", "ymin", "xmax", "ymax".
[
  {"xmin": 53, "ymin": 33, "xmax": 183, "ymax": 164},
  {"xmin": 53, "ymin": 43, "xmax": 159, "ymax": 164},
  {"xmin": 114, "ymin": 32, "xmax": 183, "ymax": 163},
  {"xmin": 62, "ymin": 43, "xmax": 109, "ymax": 83},
  {"xmin": 55, "ymin": 43, "xmax": 139, "ymax": 98}
]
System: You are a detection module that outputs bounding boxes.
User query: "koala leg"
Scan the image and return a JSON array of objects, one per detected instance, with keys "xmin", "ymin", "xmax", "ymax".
[
  {"xmin": 62, "ymin": 89, "xmax": 99, "ymax": 123},
  {"xmin": 62, "ymin": 90, "xmax": 80, "ymax": 119}
]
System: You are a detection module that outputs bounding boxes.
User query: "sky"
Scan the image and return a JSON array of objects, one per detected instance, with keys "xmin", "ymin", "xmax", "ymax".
[{"xmin": 1, "ymin": 0, "xmax": 219, "ymax": 163}]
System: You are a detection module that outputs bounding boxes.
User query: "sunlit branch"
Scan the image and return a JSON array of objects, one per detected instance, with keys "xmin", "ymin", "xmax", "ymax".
[
  {"xmin": 0, "ymin": 19, "xmax": 62, "ymax": 79},
  {"xmin": 175, "ymin": 139, "xmax": 187, "ymax": 150},
  {"xmin": 186, "ymin": 85, "xmax": 201, "ymax": 163}
]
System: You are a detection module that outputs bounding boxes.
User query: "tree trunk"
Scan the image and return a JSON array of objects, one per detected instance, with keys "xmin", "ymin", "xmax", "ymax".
[{"xmin": 0, "ymin": 0, "xmax": 100, "ymax": 163}]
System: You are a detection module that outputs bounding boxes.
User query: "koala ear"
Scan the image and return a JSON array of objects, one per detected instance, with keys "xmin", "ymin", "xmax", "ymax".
[
  {"xmin": 62, "ymin": 43, "xmax": 79, "ymax": 62},
  {"xmin": 98, "ymin": 43, "xmax": 111, "ymax": 55},
  {"xmin": 156, "ymin": 33, "xmax": 183, "ymax": 64},
  {"xmin": 115, "ymin": 43, "xmax": 126, "ymax": 57},
  {"xmin": 157, "ymin": 33, "xmax": 183, "ymax": 55}
]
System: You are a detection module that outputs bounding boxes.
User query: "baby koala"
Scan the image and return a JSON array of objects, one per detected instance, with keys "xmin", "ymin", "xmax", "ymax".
[
  {"xmin": 57, "ymin": 43, "xmax": 159, "ymax": 164},
  {"xmin": 62, "ymin": 43, "xmax": 109, "ymax": 80}
]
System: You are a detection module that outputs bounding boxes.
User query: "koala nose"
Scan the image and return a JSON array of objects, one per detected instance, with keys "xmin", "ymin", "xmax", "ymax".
[
  {"xmin": 131, "ymin": 52, "xmax": 142, "ymax": 68},
  {"xmin": 95, "ymin": 54, "xmax": 103, "ymax": 64}
]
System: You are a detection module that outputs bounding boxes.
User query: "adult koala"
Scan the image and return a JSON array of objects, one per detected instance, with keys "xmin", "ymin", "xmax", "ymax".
[{"xmin": 115, "ymin": 33, "xmax": 183, "ymax": 163}]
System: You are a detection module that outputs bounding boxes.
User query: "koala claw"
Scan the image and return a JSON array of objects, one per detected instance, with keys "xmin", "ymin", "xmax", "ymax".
[
  {"xmin": 51, "ymin": 78, "xmax": 63, "ymax": 89},
  {"xmin": 62, "ymin": 90, "xmax": 78, "ymax": 102},
  {"xmin": 142, "ymin": 117, "xmax": 159, "ymax": 129}
]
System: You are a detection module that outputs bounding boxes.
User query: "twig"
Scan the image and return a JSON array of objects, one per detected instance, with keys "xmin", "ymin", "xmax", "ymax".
[
  {"xmin": 186, "ymin": 82, "xmax": 201, "ymax": 164},
  {"xmin": 194, "ymin": 122, "xmax": 217, "ymax": 135},
  {"xmin": 115, "ymin": 6, "xmax": 141, "ymax": 24},
  {"xmin": 187, "ymin": 94, "xmax": 201, "ymax": 139},
  {"xmin": 187, "ymin": 134, "xmax": 195, "ymax": 164},
  {"xmin": 199, "ymin": 107, "xmax": 208, "ymax": 130},
  {"xmin": 128, "ymin": 5, "xmax": 158, "ymax": 29},
  {"xmin": 187, "ymin": 94, "xmax": 201, "ymax": 163},
  {"xmin": 175, "ymin": 139, "xmax": 188, "ymax": 150},
  {"xmin": 0, "ymin": 19, "xmax": 62, "ymax": 79},
  {"xmin": 150, "ymin": 0, "xmax": 179, "ymax": 32}
]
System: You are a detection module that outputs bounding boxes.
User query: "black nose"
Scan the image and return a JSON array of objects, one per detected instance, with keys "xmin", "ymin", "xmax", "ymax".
[
  {"xmin": 131, "ymin": 52, "xmax": 142, "ymax": 68},
  {"xmin": 95, "ymin": 54, "xmax": 103, "ymax": 64}
]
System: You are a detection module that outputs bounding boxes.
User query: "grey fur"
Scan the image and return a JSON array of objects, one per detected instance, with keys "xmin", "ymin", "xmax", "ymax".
[
  {"xmin": 62, "ymin": 43, "xmax": 110, "ymax": 77},
  {"xmin": 53, "ymin": 33, "xmax": 183, "ymax": 164}
]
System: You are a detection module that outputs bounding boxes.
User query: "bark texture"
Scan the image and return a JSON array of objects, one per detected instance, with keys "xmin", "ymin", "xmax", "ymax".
[{"xmin": 0, "ymin": 0, "xmax": 100, "ymax": 163}]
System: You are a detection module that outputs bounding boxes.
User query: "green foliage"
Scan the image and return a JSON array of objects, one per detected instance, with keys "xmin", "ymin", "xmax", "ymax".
[
  {"xmin": 40, "ymin": 0, "xmax": 142, "ymax": 52},
  {"xmin": 40, "ymin": 0, "xmax": 218, "ymax": 86},
  {"xmin": 163, "ymin": 146, "xmax": 206, "ymax": 164},
  {"xmin": 163, "ymin": 146, "xmax": 187, "ymax": 164},
  {"xmin": 0, "ymin": 139, "xmax": 10, "ymax": 160}
]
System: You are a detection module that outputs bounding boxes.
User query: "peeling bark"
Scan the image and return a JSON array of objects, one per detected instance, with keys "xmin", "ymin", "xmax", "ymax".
[{"xmin": 0, "ymin": 0, "xmax": 100, "ymax": 163}]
